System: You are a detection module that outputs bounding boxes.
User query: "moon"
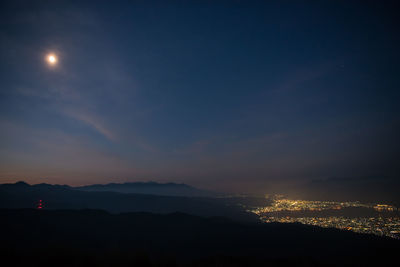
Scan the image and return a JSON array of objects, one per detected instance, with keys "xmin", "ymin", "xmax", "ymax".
[{"xmin": 46, "ymin": 53, "xmax": 58, "ymax": 65}]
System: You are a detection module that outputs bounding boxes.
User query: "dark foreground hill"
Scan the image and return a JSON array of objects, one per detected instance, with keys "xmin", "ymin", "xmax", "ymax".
[{"xmin": 0, "ymin": 209, "xmax": 399, "ymax": 267}]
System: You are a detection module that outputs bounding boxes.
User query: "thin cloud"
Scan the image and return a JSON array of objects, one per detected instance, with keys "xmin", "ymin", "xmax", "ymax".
[{"xmin": 63, "ymin": 108, "xmax": 116, "ymax": 141}]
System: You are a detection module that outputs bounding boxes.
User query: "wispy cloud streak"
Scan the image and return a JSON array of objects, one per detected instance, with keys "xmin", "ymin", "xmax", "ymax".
[{"xmin": 63, "ymin": 108, "xmax": 116, "ymax": 141}]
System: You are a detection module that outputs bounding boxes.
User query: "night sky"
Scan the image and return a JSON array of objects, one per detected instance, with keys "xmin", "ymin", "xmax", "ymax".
[{"xmin": 0, "ymin": 1, "xmax": 399, "ymax": 192}]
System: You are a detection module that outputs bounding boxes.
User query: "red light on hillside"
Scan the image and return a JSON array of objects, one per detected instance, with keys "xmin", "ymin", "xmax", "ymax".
[{"xmin": 37, "ymin": 199, "xmax": 44, "ymax": 209}]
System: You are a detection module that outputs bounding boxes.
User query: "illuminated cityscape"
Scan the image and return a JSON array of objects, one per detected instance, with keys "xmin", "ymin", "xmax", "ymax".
[
  {"xmin": 251, "ymin": 197, "xmax": 400, "ymax": 239},
  {"xmin": 253, "ymin": 198, "xmax": 397, "ymax": 213}
]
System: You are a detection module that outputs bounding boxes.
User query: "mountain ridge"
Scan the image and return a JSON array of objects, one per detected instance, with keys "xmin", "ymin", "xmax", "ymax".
[
  {"xmin": 0, "ymin": 181, "xmax": 256, "ymax": 222},
  {"xmin": 75, "ymin": 181, "xmax": 216, "ymax": 197},
  {"xmin": 1, "ymin": 181, "xmax": 217, "ymax": 197}
]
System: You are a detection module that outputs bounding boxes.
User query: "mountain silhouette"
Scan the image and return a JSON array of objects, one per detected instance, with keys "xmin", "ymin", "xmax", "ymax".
[
  {"xmin": 0, "ymin": 181, "xmax": 256, "ymax": 222},
  {"xmin": 75, "ymin": 181, "xmax": 216, "ymax": 197}
]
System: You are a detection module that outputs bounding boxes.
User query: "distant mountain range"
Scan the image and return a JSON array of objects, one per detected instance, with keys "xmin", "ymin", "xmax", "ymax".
[
  {"xmin": 0, "ymin": 181, "xmax": 216, "ymax": 197},
  {"xmin": 75, "ymin": 181, "xmax": 217, "ymax": 197},
  {"xmin": 0, "ymin": 181, "xmax": 257, "ymax": 222}
]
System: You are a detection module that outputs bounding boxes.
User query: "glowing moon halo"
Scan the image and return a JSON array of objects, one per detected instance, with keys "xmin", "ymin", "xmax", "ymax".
[{"xmin": 46, "ymin": 53, "xmax": 58, "ymax": 65}]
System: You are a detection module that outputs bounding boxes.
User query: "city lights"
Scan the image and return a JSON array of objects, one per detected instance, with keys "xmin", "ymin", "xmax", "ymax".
[{"xmin": 251, "ymin": 197, "xmax": 400, "ymax": 239}]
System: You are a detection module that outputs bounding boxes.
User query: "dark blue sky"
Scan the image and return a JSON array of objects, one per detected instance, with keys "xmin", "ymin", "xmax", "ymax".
[{"xmin": 0, "ymin": 0, "xmax": 399, "ymax": 192}]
